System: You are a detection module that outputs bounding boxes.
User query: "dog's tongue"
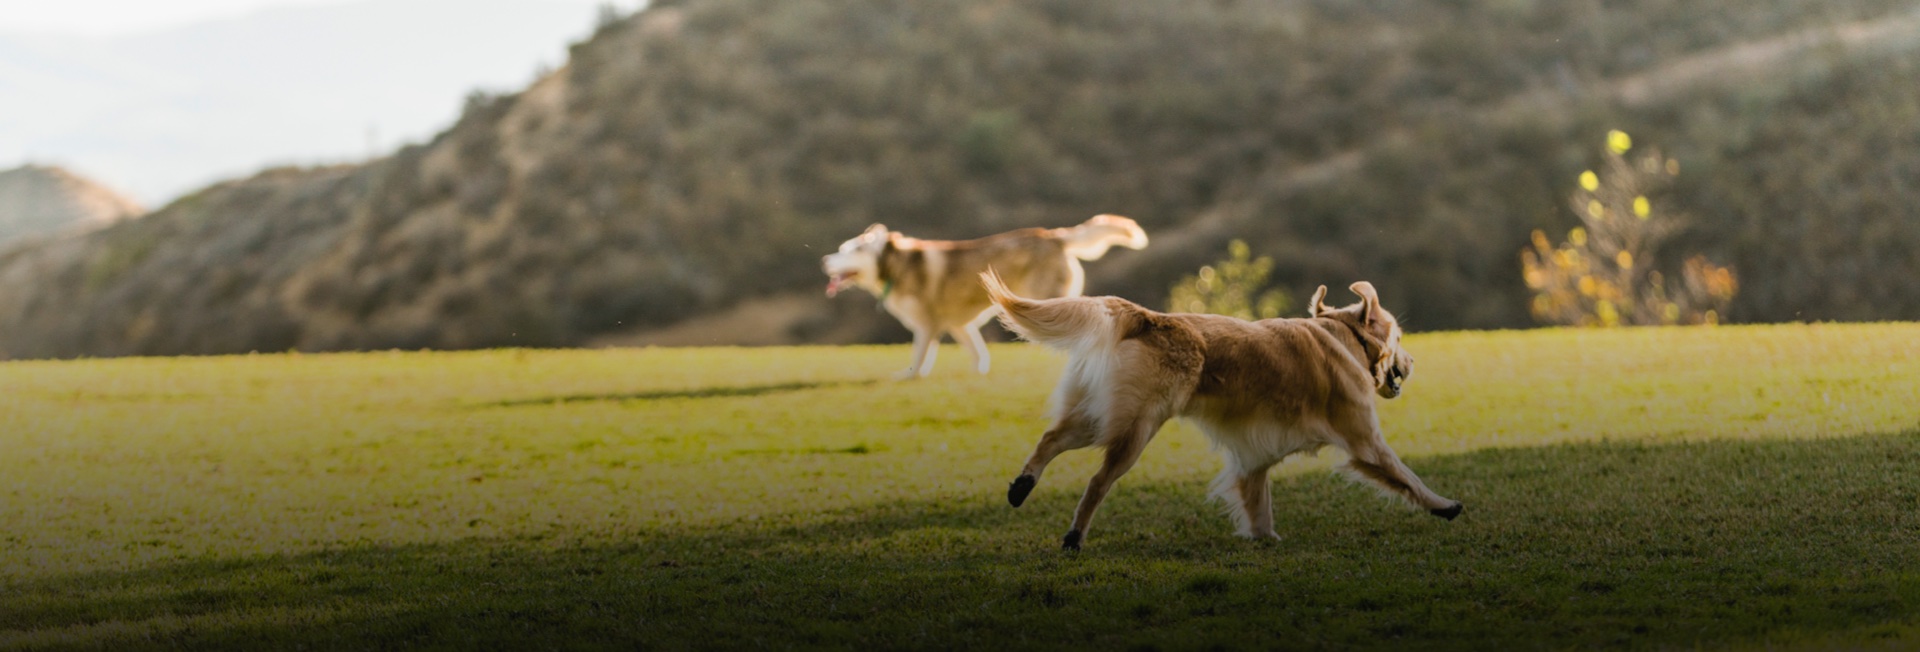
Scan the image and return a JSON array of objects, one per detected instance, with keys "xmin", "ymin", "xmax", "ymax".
[{"xmin": 826, "ymin": 275, "xmax": 848, "ymax": 297}]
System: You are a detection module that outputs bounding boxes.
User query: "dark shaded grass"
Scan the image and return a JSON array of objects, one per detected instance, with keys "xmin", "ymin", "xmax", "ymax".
[
  {"xmin": 7, "ymin": 432, "xmax": 1920, "ymax": 650},
  {"xmin": 481, "ymin": 380, "xmax": 877, "ymax": 408}
]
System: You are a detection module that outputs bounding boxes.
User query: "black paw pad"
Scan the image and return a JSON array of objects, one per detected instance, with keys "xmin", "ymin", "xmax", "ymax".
[
  {"xmin": 1061, "ymin": 529, "xmax": 1082, "ymax": 551},
  {"xmin": 1430, "ymin": 503, "xmax": 1463, "ymax": 521},
  {"xmin": 1007, "ymin": 475, "xmax": 1036, "ymax": 507}
]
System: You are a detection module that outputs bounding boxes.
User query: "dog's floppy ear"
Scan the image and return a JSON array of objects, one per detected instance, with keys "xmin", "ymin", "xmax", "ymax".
[
  {"xmin": 862, "ymin": 223, "xmax": 889, "ymax": 238},
  {"xmin": 1308, "ymin": 285, "xmax": 1330, "ymax": 317},
  {"xmin": 1349, "ymin": 281, "xmax": 1381, "ymax": 325}
]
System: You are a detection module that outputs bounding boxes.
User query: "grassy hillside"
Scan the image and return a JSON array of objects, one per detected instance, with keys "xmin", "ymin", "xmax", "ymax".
[
  {"xmin": 4, "ymin": 1, "xmax": 1920, "ymax": 358},
  {"xmin": 3, "ymin": 325, "xmax": 1919, "ymax": 647}
]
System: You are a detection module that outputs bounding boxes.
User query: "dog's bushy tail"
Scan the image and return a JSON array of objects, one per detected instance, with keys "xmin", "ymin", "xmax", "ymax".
[
  {"xmin": 982, "ymin": 270, "xmax": 1115, "ymax": 357},
  {"xmin": 1059, "ymin": 214, "xmax": 1148, "ymax": 261}
]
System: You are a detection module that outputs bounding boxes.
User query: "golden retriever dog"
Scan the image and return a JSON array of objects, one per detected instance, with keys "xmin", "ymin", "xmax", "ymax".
[
  {"xmin": 823, "ymin": 215, "xmax": 1147, "ymax": 379},
  {"xmin": 984, "ymin": 273, "xmax": 1461, "ymax": 550}
]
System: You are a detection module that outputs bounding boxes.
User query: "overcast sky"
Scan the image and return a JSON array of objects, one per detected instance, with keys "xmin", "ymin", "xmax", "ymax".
[
  {"xmin": 1, "ymin": 0, "xmax": 647, "ymax": 203},
  {"xmin": 0, "ymin": 0, "xmax": 630, "ymax": 36}
]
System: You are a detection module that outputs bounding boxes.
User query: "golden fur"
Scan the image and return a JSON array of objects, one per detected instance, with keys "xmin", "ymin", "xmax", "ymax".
[
  {"xmin": 822, "ymin": 215, "xmax": 1146, "ymax": 378},
  {"xmin": 984, "ymin": 272, "xmax": 1460, "ymax": 549}
]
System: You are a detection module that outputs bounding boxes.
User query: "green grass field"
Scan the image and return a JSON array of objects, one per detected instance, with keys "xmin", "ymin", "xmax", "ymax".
[{"xmin": 3, "ymin": 324, "xmax": 1919, "ymax": 649}]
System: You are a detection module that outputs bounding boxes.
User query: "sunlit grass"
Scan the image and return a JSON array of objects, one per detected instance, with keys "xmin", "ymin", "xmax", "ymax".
[{"xmin": 2, "ymin": 323, "xmax": 1918, "ymax": 648}]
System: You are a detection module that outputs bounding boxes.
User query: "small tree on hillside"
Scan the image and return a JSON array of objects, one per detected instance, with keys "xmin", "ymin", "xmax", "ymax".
[
  {"xmin": 1522, "ymin": 130, "xmax": 1737, "ymax": 327},
  {"xmin": 1169, "ymin": 240, "xmax": 1291, "ymax": 320}
]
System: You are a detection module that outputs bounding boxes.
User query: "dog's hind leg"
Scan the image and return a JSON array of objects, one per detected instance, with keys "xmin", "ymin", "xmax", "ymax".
[
  {"xmin": 1007, "ymin": 410, "xmax": 1095, "ymax": 508},
  {"xmin": 951, "ymin": 325, "xmax": 990, "ymax": 374},
  {"xmin": 1332, "ymin": 408, "xmax": 1462, "ymax": 520},
  {"xmin": 1060, "ymin": 412, "xmax": 1169, "ymax": 550}
]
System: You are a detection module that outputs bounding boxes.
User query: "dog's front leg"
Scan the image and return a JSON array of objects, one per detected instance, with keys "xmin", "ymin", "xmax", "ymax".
[
  {"xmin": 895, "ymin": 328, "xmax": 938, "ymax": 380},
  {"xmin": 1334, "ymin": 408, "xmax": 1463, "ymax": 520},
  {"xmin": 1234, "ymin": 466, "xmax": 1280, "ymax": 540}
]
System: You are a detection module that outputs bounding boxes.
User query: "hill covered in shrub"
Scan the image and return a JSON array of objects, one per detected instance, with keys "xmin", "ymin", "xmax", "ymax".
[{"xmin": 3, "ymin": 0, "xmax": 1918, "ymax": 358}]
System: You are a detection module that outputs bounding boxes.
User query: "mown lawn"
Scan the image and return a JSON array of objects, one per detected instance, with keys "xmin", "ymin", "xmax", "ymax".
[{"xmin": 1, "ymin": 324, "xmax": 1918, "ymax": 649}]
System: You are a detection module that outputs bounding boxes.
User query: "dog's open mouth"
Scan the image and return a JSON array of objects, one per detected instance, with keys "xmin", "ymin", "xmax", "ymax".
[
  {"xmin": 1383, "ymin": 367, "xmax": 1405, "ymax": 396},
  {"xmin": 825, "ymin": 272, "xmax": 857, "ymax": 297}
]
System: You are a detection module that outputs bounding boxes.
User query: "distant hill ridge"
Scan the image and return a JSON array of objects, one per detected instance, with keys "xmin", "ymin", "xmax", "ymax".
[
  {"xmin": 3, "ymin": 0, "xmax": 1920, "ymax": 359},
  {"xmin": 0, "ymin": 164, "xmax": 142, "ymax": 247}
]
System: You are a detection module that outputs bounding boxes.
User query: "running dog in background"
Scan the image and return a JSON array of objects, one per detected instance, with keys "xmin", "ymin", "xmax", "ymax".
[
  {"xmin": 985, "ymin": 273, "xmax": 1461, "ymax": 550},
  {"xmin": 823, "ymin": 215, "xmax": 1147, "ymax": 379}
]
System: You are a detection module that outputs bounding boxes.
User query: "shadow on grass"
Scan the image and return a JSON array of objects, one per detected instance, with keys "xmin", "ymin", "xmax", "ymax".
[
  {"xmin": 481, "ymin": 379, "xmax": 878, "ymax": 408},
  {"xmin": 7, "ymin": 432, "xmax": 1920, "ymax": 650}
]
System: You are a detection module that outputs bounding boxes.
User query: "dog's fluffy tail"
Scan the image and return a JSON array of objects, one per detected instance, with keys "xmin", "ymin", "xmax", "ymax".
[
  {"xmin": 982, "ymin": 269, "xmax": 1115, "ymax": 357},
  {"xmin": 1058, "ymin": 214, "xmax": 1148, "ymax": 261}
]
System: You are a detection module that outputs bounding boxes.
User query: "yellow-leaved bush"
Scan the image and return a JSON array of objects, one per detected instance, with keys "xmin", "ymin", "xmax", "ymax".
[{"xmin": 1522, "ymin": 131, "xmax": 1737, "ymax": 327}]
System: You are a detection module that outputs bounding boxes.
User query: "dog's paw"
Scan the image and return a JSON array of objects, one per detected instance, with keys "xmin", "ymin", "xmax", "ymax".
[
  {"xmin": 1061, "ymin": 529, "xmax": 1083, "ymax": 551},
  {"xmin": 890, "ymin": 368, "xmax": 923, "ymax": 381},
  {"xmin": 1430, "ymin": 502, "xmax": 1463, "ymax": 521},
  {"xmin": 1237, "ymin": 530, "xmax": 1281, "ymax": 543},
  {"xmin": 1007, "ymin": 475, "xmax": 1036, "ymax": 507}
]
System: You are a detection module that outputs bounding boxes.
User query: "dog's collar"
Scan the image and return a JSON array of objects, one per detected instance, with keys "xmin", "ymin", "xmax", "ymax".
[
  {"xmin": 876, "ymin": 279, "xmax": 894, "ymax": 307},
  {"xmin": 1333, "ymin": 318, "xmax": 1389, "ymax": 387}
]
